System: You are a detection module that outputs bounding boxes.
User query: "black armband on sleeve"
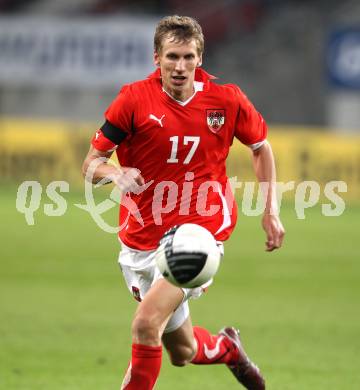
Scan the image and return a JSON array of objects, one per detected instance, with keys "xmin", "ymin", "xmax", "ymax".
[{"xmin": 100, "ymin": 120, "xmax": 128, "ymax": 145}]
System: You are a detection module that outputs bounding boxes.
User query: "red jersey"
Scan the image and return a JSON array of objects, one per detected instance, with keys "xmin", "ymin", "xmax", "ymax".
[{"xmin": 92, "ymin": 68, "xmax": 267, "ymax": 250}]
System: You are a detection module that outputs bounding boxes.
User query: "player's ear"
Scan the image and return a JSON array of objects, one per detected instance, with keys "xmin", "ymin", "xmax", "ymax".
[
  {"xmin": 154, "ymin": 51, "xmax": 160, "ymax": 67},
  {"xmin": 197, "ymin": 54, "xmax": 203, "ymax": 67}
]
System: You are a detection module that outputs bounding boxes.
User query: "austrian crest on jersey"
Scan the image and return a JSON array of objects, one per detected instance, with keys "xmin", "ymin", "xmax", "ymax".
[{"xmin": 206, "ymin": 109, "xmax": 225, "ymax": 133}]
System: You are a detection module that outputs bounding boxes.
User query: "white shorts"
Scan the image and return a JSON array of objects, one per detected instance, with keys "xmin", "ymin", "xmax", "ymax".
[{"xmin": 118, "ymin": 241, "xmax": 224, "ymax": 334}]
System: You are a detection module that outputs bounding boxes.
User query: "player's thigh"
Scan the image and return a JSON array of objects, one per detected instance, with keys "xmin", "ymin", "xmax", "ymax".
[
  {"xmin": 162, "ymin": 316, "xmax": 196, "ymax": 366},
  {"xmin": 133, "ymin": 278, "xmax": 185, "ymax": 336}
]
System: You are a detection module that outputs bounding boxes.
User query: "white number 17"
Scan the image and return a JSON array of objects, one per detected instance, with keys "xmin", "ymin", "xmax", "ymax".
[{"xmin": 167, "ymin": 136, "xmax": 200, "ymax": 164}]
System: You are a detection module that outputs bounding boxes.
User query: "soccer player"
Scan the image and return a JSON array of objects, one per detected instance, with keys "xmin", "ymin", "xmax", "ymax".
[{"xmin": 82, "ymin": 15, "xmax": 284, "ymax": 390}]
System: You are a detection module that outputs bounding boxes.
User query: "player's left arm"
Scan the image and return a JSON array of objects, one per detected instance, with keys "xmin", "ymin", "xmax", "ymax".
[
  {"xmin": 232, "ymin": 84, "xmax": 285, "ymax": 251},
  {"xmin": 252, "ymin": 141, "xmax": 285, "ymax": 251}
]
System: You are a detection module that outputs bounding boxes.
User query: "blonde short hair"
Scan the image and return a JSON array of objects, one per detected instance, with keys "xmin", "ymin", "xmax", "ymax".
[{"xmin": 154, "ymin": 15, "xmax": 204, "ymax": 55}]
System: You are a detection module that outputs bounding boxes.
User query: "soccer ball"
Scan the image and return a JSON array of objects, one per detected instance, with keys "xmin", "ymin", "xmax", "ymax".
[{"xmin": 155, "ymin": 224, "xmax": 221, "ymax": 288}]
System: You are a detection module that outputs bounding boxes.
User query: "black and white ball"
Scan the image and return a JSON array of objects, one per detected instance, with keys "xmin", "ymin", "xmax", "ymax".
[{"xmin": 155, "ymin": 224, "xmax": 221, "ymax": 288}]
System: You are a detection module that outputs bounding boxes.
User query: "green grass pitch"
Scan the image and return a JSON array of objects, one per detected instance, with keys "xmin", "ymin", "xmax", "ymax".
[{"xmin": 1, "ymin": 187, "xmax": 359, "ymax": 390}]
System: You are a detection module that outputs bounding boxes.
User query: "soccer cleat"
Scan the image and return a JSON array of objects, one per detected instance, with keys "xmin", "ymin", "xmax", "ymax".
[{"xmin": 219, "ymin": 327, "xmax": 265, "ymax": 390}]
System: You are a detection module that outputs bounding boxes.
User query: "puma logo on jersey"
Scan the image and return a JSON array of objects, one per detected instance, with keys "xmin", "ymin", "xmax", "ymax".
[
  {"xmin": 149, "ymin": 114, "xmax": 165, "ymax": 127},
  {"xmin": 203, "ymin": 335, "xmax": 224, "ymax": 360}
]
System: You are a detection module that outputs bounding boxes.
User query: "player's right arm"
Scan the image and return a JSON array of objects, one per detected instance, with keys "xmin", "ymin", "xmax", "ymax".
[
  {"xmin": 82, "ymin": 84, "xmax": 144, "ymax": 193},
  {"xmin": 82, "ymin": 145, "xmax": 144, "ymax": 193},
  {"xmin": 82, "ymin": 144, "xmax": 117, "ymax": 184}
]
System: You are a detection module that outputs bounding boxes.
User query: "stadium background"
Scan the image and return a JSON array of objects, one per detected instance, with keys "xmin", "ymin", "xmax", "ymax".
[{"xmin": 0, "ymin": 1, "xmax": 359, "ymax": 389}]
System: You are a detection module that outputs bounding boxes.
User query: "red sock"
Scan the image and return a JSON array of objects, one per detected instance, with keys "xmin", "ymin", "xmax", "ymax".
[
  {"xmin": 191, "ymin": 326, "xmax": 239, "ymax": 365},
  {"xmin": 121, "ymin": 343, "xmax": 162, "ymax": 390}
]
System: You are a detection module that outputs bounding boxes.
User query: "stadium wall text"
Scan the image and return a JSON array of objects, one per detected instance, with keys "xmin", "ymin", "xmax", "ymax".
[{"xmin": 0, "ymin": 16, "xmax": 156, "ymax": 88}]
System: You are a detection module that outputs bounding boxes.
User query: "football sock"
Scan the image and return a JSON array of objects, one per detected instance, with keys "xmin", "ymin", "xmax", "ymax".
[
  {"xmin": 121, "ymin": 343, "xmax": 162, "ymax": 390},
  {"xmin": 191, "ymin": 326, "xmax": 239, "ymax": 365}
]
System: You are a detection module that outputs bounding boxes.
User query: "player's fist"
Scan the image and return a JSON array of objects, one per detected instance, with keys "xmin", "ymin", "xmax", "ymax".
[
  {"xmin": 262, "ymin": 214, "xmax": 285, "ymax": 252},
  {"xmin": 110, "ymin": 167, "xmax": 145, "ymax": 194}
]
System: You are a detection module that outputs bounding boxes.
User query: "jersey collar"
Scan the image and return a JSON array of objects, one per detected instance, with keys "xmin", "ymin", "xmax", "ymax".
[{"xmin": 162, "ymin": 80, "xmax": 204, "ymax": 106}]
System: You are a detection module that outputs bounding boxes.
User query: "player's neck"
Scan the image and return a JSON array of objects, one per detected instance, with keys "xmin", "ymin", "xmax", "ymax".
[{"xmin": 163, "ymin": 84, "xmax": 195, "ymax": 102}]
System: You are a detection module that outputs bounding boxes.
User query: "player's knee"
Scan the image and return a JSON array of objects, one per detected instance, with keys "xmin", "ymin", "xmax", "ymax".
[
  {"xmin": 168, "ymin": 344, "xmax": 196, "ymax": 367},
  {"xmin": 132, "ymin": 314, "xmax": 160, "ymax": 345}
]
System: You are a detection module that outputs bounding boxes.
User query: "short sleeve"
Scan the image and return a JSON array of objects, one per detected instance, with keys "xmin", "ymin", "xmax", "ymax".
[
  {"xmin": 90, "ymin": 84, "xmax": 135, "ymax": 152},
  {"xmin": 231, "ymin": 85, "xmax": 267, "ymax": 150},
  {"xmin": 105, "ymin": 84, "xmax": 135, "ymax": 135}
]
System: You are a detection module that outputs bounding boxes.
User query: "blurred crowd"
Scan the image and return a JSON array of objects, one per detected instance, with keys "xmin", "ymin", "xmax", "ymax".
[{"xmin": 0, "ymin": 0, "xmax": 359, "ymax": 128}]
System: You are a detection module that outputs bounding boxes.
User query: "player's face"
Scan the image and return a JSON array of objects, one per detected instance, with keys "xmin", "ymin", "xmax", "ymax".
[{"xmin": 154, "ymin": 36, "xmax": 202, "ymax": 102}]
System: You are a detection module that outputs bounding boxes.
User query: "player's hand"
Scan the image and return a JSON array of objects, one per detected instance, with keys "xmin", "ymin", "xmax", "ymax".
[
  {"xmin": 262, "ymin": 214, "xmax": 285, "ymax": 252},
  {"xmin": 110, "ymin": 167, "xmax": 145, "ymax": 194}
]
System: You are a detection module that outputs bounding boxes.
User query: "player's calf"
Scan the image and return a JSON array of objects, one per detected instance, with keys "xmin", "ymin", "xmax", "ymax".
[
  {"xmin": 165, "ymin": 342, "xmax": 197, "ymax": 366},
  {"xmin": 162, "ymin": 316, "xmax": 198, "ymax": 367}
]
